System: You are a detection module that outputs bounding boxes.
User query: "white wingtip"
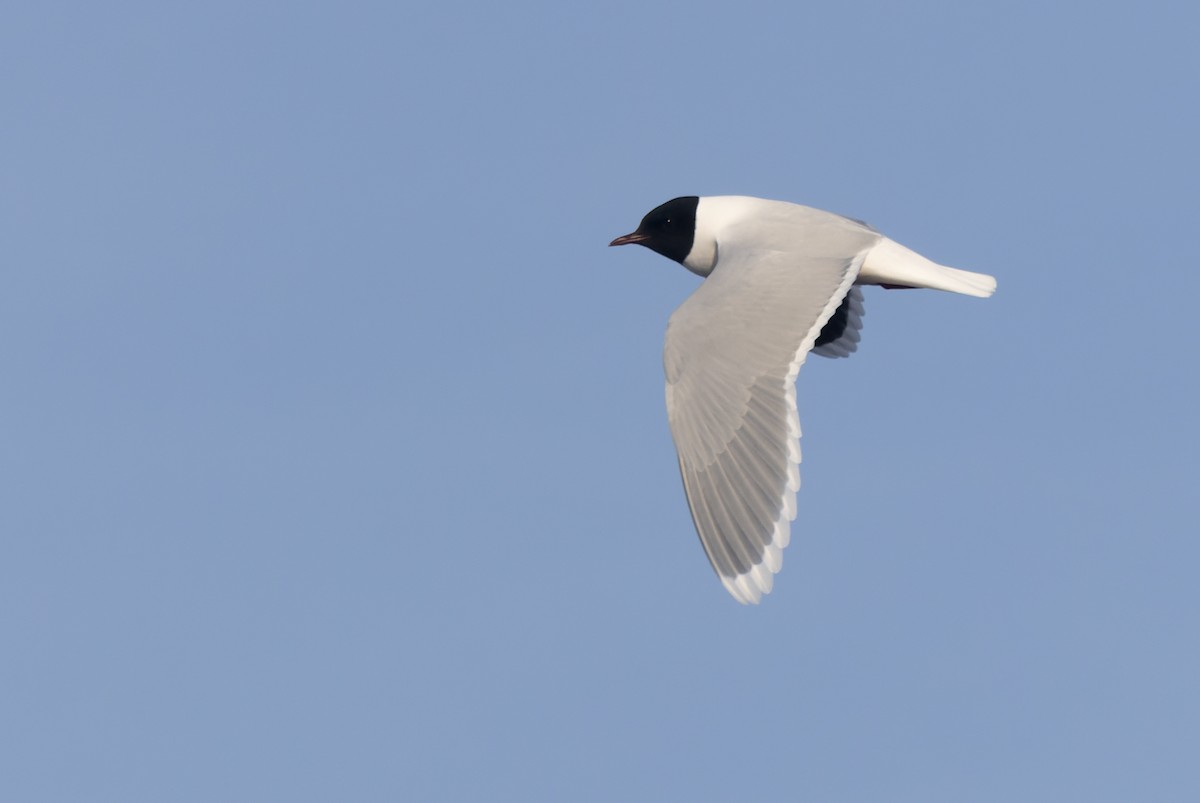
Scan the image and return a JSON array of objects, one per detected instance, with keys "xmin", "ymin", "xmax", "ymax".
[{"xmin": 717, "ymin": 479, "xmax": 799, "ymax": 605}]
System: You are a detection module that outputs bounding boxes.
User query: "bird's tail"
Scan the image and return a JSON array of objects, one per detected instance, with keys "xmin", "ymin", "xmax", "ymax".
[{"xmin": 857, "ymin": 237, "xmax": 996, "ymax": 298}]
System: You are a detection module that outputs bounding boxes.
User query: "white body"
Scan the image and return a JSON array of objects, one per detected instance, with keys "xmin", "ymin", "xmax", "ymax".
[{"xmin": 684, "ymin": 196, "xmax": 996, "ymax": 298}]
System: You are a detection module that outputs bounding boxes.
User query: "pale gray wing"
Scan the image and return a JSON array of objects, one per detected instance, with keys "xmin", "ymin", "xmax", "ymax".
[
  {"xmin": 812, "ymin": 286, "xmax": 865, "ymax": 358},
  {"xmin": 664, "ymin": 222, "xmax": 877, "ymax": 604}
]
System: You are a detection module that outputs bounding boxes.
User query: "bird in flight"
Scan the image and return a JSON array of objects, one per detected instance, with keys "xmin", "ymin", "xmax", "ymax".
[{"xmin": 610, "ymin": 196, "xmax": 996, "ymax": 603}]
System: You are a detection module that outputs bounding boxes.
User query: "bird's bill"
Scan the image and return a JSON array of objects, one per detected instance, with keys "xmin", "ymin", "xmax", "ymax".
[{"xmin": 609, "ymin": 231, "xmax": 649, "ymax": 247}]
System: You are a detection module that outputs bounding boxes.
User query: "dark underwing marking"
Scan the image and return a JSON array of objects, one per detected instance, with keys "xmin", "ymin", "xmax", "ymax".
[{"xmin": 815, "ymin": 292, "xmax": 853, "ymax": 347}]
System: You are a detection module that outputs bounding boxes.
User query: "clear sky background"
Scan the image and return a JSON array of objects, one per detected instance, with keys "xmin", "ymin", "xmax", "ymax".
[{"xmin": 3, "ymin": 2, "xmax": 1198, "ymax": 801}]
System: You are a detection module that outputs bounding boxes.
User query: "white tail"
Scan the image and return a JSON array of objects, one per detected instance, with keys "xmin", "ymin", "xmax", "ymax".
[{"xmin": 858, "ymin": 237, "xmax": 996, "ymax": 298}]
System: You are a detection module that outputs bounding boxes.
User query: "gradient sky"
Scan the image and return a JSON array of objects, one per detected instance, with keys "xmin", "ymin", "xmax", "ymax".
[{"xmin": 3, "ymin": 2, "xmax": 1198, "ymax": 801}]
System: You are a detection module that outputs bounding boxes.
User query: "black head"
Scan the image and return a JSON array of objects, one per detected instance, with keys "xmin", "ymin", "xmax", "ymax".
[{"xmin": 609, "ymin": 196, "xmax": 699, "ymax": 264}]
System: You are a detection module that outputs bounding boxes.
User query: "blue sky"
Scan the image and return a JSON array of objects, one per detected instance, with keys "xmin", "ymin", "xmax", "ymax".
[{"xmin": 3, "ymin": 2, "xmax": 1198, "ymax": 800}]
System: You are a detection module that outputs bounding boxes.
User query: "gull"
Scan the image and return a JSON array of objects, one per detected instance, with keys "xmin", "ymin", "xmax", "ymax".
[{"xmin": 610, "ymin": 196, "xmax": 996, "ymax": 603}]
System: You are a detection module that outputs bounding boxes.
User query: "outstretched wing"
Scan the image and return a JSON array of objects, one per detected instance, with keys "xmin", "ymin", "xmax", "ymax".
[{"xmin": 664, "ymin": 211, "xmax": 877, "ymax": 603}]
